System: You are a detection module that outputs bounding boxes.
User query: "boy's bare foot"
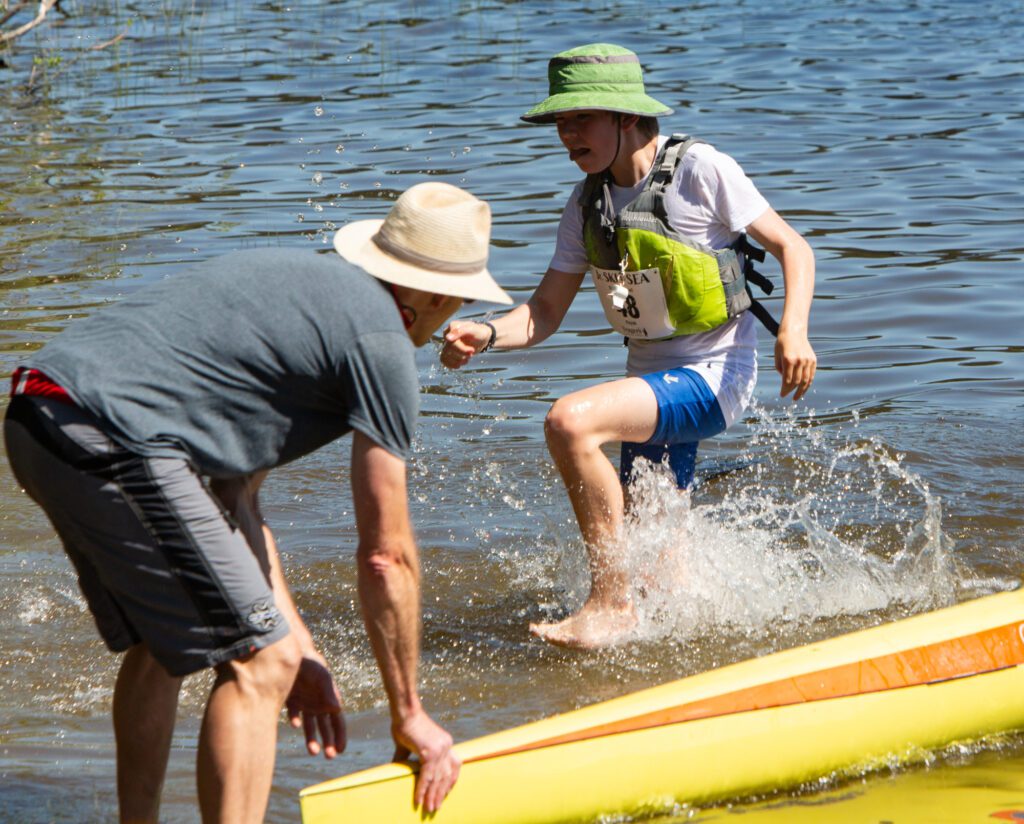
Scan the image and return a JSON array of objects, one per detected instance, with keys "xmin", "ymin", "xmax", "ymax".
[{"xmin": 529, "ymin": 604, "xmax": 637, "ymax": 649}]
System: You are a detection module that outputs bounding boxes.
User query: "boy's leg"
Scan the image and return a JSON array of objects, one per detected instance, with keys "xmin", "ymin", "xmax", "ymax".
[
  {"xmin": 197, "ymin": 635, "xmax": 302, "ymax": 824},
  {"xmin": 536, "ymin": 376, "xmax": 659, "ymax": 648},
  {"xmin": 114, "ymin": 644, "xmax": 184, "ymax": 824}
]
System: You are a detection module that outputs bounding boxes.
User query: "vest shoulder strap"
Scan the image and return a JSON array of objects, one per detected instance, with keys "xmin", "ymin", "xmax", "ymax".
[
  {"xmin": 654, "ymin": 133, "xmax": 706, "ymax": 181},
  {"xmin": 582, "ymin": 133, "xmax": 705, "ymax": 211},
  {"xmin": 639, "ymin": 134, "xmax": 706, "ymax": 221}
]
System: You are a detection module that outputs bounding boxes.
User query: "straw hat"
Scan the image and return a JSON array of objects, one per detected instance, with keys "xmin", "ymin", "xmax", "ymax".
[
  {"xmin": 333, "ymin": 182, "xmax": 512, "ymax": 305},
  {"xmin": 521, "ymin": 43, "xmax": 674, "ymax": 124}
]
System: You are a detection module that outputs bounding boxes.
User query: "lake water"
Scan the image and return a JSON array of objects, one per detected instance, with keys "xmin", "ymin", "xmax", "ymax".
[{"xmin": 1, "ymin": 1, "xmax": 1022, "ymax": 821}]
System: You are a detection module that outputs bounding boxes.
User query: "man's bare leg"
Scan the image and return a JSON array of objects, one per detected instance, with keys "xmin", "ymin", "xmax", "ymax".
[
  {"xmin": 114, "ymin": 644, "xmax": 184, "ymax": 824},
  {"xmin": 531, "ymin": 378, "xmax": 659, "ymax": 648},
  {"xmin": 196, "ymin": 634, "xmax": 301, "ymax": 824}
]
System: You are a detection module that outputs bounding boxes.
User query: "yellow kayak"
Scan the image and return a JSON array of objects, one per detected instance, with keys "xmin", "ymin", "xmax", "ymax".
[
  {"xmin": 694, "ymin": 755, "xmax": 1024, "ymax": 822},
  {"xmin": 300, "ymin": 587, "xmax": 1024, "ymax": 824}
]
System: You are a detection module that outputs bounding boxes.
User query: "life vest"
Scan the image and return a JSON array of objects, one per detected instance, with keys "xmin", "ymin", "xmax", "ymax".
[{"xmin": 580, "ymin": 134, "xmax": 779, "ymax": 340}]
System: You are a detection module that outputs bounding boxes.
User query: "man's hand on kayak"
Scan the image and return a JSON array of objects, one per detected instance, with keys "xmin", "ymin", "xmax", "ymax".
[{"xmin": 392, "ymin": 710, "xmax": 461, "ymax": 812}]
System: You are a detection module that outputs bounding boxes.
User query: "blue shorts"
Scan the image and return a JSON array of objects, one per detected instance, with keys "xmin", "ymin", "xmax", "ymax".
[{"xmin": 619, "ymin": 366, "xmax": 727, "ymax": 489}]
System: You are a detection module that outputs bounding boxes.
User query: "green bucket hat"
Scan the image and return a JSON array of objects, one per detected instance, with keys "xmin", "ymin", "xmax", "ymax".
[{"xmin": 520, "ymin": 43, "xmax": 674, "ymax": 125}]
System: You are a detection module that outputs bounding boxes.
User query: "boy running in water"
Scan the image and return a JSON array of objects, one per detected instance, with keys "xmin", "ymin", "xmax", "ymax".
[{"xmin": 441, "ymin": 44, "xmax": 816, "ymax": 649}]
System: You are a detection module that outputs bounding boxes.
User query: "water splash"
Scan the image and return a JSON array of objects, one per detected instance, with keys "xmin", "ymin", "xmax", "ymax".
[{"xmin": 531, "ymin": 404, "xmax": 978, "ymax": 649}]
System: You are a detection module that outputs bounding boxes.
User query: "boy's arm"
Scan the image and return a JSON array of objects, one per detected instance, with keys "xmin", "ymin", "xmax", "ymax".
[
  {"xmin": 747, "ymin": 208, "xmax": 817, "ymax": 401},
  {"xmin": 441, "ymin": 267, "xmax": 584, "ymax": 369}
]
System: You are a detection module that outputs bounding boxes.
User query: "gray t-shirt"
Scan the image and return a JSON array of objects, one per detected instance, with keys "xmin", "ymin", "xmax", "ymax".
[{"xmin": 30, "ymin": 249, "xmax": 419, "ymax": 476}]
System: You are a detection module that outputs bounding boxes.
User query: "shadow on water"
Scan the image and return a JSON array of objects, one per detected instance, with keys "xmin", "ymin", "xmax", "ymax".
[{"xmin": 1, "ymin": 0, "xmax": 1023, "ymax": 822}]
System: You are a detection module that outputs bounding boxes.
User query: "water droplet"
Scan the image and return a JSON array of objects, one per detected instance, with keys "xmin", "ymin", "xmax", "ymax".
[
  {"xmin": 313, "ymin": 105, "xmax": 324, "ymax": 117},
  {"xmin": 297, "ymin": 214, "xmax": 305, "ymax": 222},
  {"xmin": 335, "ymin": 144, "xmax": 345, "ymax": 153},
  {"xmin": 312, "ymin": 172, "xmax": 324, "ymax": 185},
  {"xmin": 119, "ymin": 243, "xmax": 127, "ymax": 251},
  {"xmin": 462, "ymin": 146, "xmax": 471, "ymax": 154},
  {"xmin": 374, "ymin": 182, "xmax": 382, "ymax": 188}
]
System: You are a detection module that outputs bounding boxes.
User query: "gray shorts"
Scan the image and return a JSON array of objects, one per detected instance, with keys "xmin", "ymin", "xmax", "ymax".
[{"xmin": 4, "ymin": 395, "xmax": 291, "ymax": 676}]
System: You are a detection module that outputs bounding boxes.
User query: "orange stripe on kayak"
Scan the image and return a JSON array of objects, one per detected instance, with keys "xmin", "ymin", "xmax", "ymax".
[{"xmin": 473, "ymin": 620, "xmax": 1024, "ymax": 763}]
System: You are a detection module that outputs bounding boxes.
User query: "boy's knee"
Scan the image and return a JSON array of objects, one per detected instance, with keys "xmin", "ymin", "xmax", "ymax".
[{"xmin": 544, "ymin": 398, "xmax": 588, "ymax": 448}]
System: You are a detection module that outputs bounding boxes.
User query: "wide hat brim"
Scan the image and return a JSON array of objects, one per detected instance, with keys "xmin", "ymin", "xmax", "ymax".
[
  {"xmin": 521, "ymin": 91, "xmax": 673, "ymax": 124},
  {"xmin": 333, "ymin": 220, "xmax": 513, "ymax": 305}
]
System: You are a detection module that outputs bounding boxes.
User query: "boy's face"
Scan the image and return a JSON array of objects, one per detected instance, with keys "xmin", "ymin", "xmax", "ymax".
[{"xmin": 554, "ymin": 110, "xmax": 620, "ymax": 174}]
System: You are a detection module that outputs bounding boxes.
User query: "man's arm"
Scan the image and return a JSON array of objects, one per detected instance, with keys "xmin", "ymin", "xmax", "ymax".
[
  {"xmin": 440, "ymin": 267, "xmax": 585, "ymax": 368},
  {"xmin": 210, "ymin": 473, "xmax": 346, "ymax": 759},
  {"xmin": 350, "ymin": 430, "xmax": 460, "ymax": 813},
  {"xmin": 747, "ymin": 208, "xmax": 817, "ymax": 401}
]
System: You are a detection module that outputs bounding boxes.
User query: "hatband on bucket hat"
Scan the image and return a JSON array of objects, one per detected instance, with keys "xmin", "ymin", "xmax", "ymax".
[
  {"xmin": 333, "ymin": 182, "xmax": 512, "ymax": 305},
  {"xmin": 521, "ymin": 43, "xmax": 674, "ymax": 124}
]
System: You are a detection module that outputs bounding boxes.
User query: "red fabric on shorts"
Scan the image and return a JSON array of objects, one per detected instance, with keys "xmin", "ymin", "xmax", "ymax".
[{"xmin": 10, "ymin": 367, "xmax": 75, "ymax": 405}]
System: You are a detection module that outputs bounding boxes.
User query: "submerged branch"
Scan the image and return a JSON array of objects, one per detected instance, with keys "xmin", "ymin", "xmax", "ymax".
[
  {"xmin": 1, "ymin": 0, "xmax": 57, "ymax": 44},
  {"xmin": 90, "ymin": 31, "xmax": 125, "ymax": 51},
  {"xmin": 24, "ymin": 25, "xmax": 128, "ymax": 90},
  {"xmin": 1, "ymin": 2, "xmax": 32, "ymax": 29}
]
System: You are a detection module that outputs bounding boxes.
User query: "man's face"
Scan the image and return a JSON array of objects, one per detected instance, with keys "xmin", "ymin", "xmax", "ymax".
[
  {"xmin": 411, "ymin": 294, "xmax": 464, "ymax": 347},
  {"xmin": 554, "ymin": 110, "xmax": 620, "ymax": 174}
]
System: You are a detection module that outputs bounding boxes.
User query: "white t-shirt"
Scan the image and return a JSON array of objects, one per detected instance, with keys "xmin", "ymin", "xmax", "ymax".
[{"xmin": 548, "ymin": 137, "xmax": 770, "ymax": 427}]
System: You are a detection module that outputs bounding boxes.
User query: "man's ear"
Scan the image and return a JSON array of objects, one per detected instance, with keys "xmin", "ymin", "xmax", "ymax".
[{"xmin": 429, "ymin": 292, "xmax": 457, "ymax": 309}]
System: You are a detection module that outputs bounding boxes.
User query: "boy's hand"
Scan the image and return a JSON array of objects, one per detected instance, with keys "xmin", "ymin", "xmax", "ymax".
[
  {"xmin": 775, "ymin": 328, "xmax": 816, "ymax": 401},
  {"xmin": 440, "ymin": 320, "xmax": 493, "ymax": 369}
]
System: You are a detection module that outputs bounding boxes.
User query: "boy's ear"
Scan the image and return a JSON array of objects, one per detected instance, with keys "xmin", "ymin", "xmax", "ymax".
[{"xmin": 620, "ymin": 113, "xmax": 641, "ymax": 131}]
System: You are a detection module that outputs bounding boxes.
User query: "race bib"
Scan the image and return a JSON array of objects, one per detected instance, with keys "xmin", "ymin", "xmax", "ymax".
[{"xmin": 591, "ymin": 266, "xmax": 674, "ymax": 340}]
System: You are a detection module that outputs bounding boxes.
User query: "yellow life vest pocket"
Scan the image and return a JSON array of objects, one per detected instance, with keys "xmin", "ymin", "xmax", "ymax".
[{"xmin": 617, "ymin": 226, "xmax": 731, "ymax": 338}]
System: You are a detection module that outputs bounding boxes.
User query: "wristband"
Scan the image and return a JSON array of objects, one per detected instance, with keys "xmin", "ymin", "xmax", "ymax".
[{"xmin": 479, "ymin": 321, "xmax": 498, "ymax": 353}]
